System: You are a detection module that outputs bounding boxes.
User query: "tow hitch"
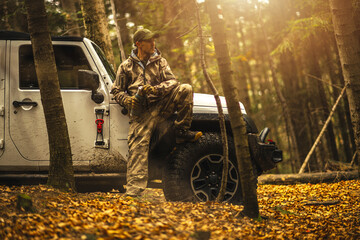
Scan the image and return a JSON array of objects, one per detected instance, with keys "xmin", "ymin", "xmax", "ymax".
[{"xmin": 248, "ymin": 127, "xmax": 283, "ymax": 172}]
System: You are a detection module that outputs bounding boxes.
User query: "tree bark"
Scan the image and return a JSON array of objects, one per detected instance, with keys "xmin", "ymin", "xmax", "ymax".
[
  {"xmin": 81, "ymin": 0, "xmax": 115, "ymax": 68},
  {"xmin": 354, "ymin": 0, "xmax": 360, "ymax": 46},
  {"xmin": 25, "ymin": 0, "xmax": 75, "ymax": 191},
  {"xmin": 329, "ymin": 0, "xmax": 360, "ymax": 176},
  {"xmin": 333, "ymin": 46, "xmax": 357, "ymax": 154},
  {"xmin": 206, "ymin": 0, "xmax": 259, "ymax": 219}
]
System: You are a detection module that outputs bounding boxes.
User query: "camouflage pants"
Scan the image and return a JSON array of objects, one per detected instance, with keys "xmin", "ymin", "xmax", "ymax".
[{"xmin": 125, "ymin": 84, "xmax": 193, "ymax": 196}]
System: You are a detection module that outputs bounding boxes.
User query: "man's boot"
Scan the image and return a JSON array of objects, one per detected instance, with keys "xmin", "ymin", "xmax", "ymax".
[{"xmin": 175, "ymin": 128, "xmax": 203, "ymax": 144}]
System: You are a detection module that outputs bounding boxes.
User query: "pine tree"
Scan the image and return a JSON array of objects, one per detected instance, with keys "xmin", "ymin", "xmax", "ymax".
[{"xmin": 329, "ymin": 0, "xmax": 360, "ymax": 174}]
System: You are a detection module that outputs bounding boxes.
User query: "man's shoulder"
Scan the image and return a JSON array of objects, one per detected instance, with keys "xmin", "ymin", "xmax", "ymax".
[
  {"xmin": 156, "ymin": 56, "xmax": 168, "ymax": 65},
  {"xmin": 121, "ymin": 58, "xmax": 133, "ymax": 65},
  {"xmin": 120, "ymin": 58, "xmax": 134, "ymax": 70}
]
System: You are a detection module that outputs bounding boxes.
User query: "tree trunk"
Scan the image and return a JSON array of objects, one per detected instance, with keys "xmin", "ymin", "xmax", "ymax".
[
  {"xmin": 254, "ymin": 0, "xmax": 301, "ymax": 172},
  {"xmin": 110, "ymin": 0, "xmax": 126, "ymax": 63},
  {"xmin": 8, "ymin": 0, "xmax": 28, "ymax": 32},
  {"xmin": 162, "ymin": 0, "xmax": 191, "ymax": 84},
  {"xmin": 323, "ymin": 35, "xmax": 353, "ymax": 163},
  {"xmin": 304, "ymin": 101, "xmax": 318, "ymax": 172},
  {"xmin": 279, "ymin": 51, "xmax": 306, "ymax": 170},
  {"xmin": 24, "ymin": 0, "xmax": 75, "ymax": 191},
  {"xmin": 259, "ymin": 170, "xmax": 358, "ymax": 185},
  {"xmin": 60, "ymin": 0, "xmax": 81, "ymax": 36},
  {"xmin": 194, "ymin": 0, "xmax": 228, "ymax": 203},
  {"xmin": 0, "ymin": 0, "xmax": 11, "ymax": 30},
  {"xmin": 299, "ymin": 84, "xmax": 348, "ymax": 174},
  {"xmin": 237, "ymin": 20, "xmax": 254, "ymax": 108},
  {"xmin": 333, "ymin": 45, "xmax": 357, "ymax": 154},
  {"xmin": 206, "ymin": 0, "xmax": 259, "ymax": 219},
  {"xmin": 309, "ymin": 36, "xmax": 340, "ymax": 164},
  {"xmin": 271, "ymin": 0, "xmax": 310, "ymax": 171},
  {"xmin": 354, "ymin": 0, "xmax": 360, "ymax": 46},
  {"xmin": 81, "ymin": 0, "xmax": 115, "ymax": 68},
  {"xmin": 245, "ymin": 24, "xmax": 258, "ymax": 111},
  {"xmin": 329, "ymin": 0, "xmax": 360, "ymax": 176},
  {"xmin": 222, "ymin": 4, "xmax": 251, "ymax": 112},
  {"xmin": 113, "ymin": 0, "xmax": 135, "ymax": 53},
  {"xmin": 303, "ymin": 39, "xmax": 327, "ymax": 171}
]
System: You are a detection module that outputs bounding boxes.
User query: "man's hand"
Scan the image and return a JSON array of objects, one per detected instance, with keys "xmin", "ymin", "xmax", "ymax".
[
  {"xmin": 124, "ymin": 95, "xmax": 142, "ymax": 110},
  {"xmin": 124, "ymin": 96, "xmax": 133, "ymax": 110},
  {"xmin": 140, "ymin": 85, "xmax": 158, "ymax": 96}
]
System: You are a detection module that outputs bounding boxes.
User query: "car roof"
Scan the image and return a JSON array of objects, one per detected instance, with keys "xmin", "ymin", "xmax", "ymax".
[{"xmin": 0, "ymin": 31, "xmax": 84, "ymax": 41}]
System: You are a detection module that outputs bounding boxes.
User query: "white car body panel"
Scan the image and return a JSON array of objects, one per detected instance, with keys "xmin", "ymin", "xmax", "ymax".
[{"xmin": 193, "ymin": 93, "xmax": 246, "ymax": 115}]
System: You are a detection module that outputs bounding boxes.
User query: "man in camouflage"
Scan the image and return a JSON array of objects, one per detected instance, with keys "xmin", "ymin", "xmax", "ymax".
[{"xmin": 111, "ymin": 28, "xmax": 202, "ymax": 197}]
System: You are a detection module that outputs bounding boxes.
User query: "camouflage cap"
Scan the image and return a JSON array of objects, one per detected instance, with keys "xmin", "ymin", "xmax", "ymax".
[{"xmin": 133, "ymin": 28, "xmax": 160, "ymax": 43}]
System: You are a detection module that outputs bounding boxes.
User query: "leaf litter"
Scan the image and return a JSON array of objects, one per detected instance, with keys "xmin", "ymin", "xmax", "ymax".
[{"xmin": 0, "ymin": 180, "xmax": 359, "ymax": 239}]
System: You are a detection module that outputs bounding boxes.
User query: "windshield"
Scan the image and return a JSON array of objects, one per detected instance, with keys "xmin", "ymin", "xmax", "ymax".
[{"xmin": 91, "ymin": 43, "xmax": 116, "ymax": 82}]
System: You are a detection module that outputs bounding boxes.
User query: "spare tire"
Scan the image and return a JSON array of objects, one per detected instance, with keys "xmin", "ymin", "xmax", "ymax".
[{"xmin": 163, "ymin": 132, "xmax": 251, "ymax": 204}]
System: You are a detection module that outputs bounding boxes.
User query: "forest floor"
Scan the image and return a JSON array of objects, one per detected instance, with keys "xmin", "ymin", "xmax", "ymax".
[{"xmin": 0, "ymin": 180, "xmax": 359, "ymax": 239}]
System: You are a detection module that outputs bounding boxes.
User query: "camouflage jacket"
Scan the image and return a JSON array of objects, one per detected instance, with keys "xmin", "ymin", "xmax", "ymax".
[{"xmin": 111, "ymin": 48, "xmax": 179, "ymax": 108}]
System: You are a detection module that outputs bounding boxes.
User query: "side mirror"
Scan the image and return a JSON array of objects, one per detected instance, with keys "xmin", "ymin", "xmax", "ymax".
[
  {"xmin": 78, "ymin": 69, "xmax": 100, "ymax": 91},
  {"xmin": 78, "ymin": 70, "xmax": 104, "ymax": 104}
]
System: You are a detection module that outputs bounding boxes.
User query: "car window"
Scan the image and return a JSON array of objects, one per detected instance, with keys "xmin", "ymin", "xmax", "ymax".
[
  {"xmin": 19, "ymin": 45, "xmax": 91, "ymax": 89},
  {"xmin": 91, "ymin": 42, "xmax": 116, "ymax": 82}
]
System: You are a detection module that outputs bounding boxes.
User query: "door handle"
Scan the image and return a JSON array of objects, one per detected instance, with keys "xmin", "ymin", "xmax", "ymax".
[{"xmin": 13, "ymin": 101, "xmax": 38, "ymax": 108}]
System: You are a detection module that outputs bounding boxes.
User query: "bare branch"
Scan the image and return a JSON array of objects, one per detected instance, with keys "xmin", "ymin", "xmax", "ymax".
[
  {"xmin": 304, "ymin": 73, "xmax": 343, "ymax": 90},
  {"xmin": 177, "ymin": 25, "xmax": 198, "ymax": 39},
  {"xmin": 60, "ymin": 26, "xmax": 85, "ymax": 36},
  {"xmin": 299, "ymin": 84, "xmax": 348, "ymax": 174}
]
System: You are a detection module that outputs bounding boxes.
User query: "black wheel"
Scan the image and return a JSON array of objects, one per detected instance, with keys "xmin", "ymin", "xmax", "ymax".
[{"xmin": 163, "ymin": 132, "xmax": 246, "ymax": 204}]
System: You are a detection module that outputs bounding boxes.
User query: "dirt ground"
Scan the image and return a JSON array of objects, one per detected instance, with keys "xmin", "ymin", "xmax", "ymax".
[{"xmin": 1, "ymin": 180, "xmax": 359, "ymax": 239}]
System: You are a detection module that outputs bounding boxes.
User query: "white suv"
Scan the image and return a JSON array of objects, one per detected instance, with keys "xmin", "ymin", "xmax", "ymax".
[{"xmin": 0, "ymin": 31, "xmax": 282, "ymax": 203}]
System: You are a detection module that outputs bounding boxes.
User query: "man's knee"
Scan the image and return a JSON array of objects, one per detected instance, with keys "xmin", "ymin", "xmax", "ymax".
[{"xmin": 179, "ymin": 83, "xmax": 193, "ymax": 95}]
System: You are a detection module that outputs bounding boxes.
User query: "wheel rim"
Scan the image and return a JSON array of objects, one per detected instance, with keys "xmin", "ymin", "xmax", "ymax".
[{"xmin": 190, "ymin": 154, "xmax": 239, "ymax": 202}]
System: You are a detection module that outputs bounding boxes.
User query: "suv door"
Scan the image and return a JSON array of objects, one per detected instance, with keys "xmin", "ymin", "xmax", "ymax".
[{"xmin": 9, "ymin": 41, "xmax": 110, "ymax": 170}]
